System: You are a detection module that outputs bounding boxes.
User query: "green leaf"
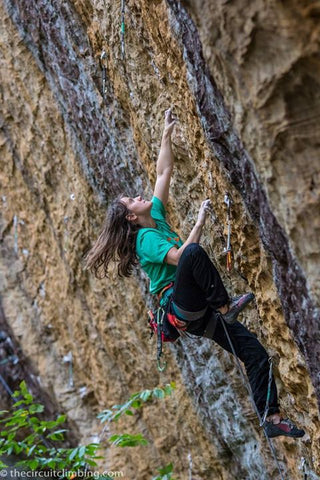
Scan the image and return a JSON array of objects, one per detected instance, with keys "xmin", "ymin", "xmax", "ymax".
[
  {"xmin": 139, "ymin": 390, "xmax": 151, "ymax": 402},
  {"xmin": 12, "ymin": 400, "xmax": 26, "ymax": 407},
  {"xmin": 28, "ymin": 404, "xmax": 44, "ymax": 414},
  {"xmin": 42, "ymin": 420, "xmax": 60, "ymax": 429},
  {"xmin": 78, "ymin": 445, "xmax": 86, "ymax": 458},
  {"xmin": 131, "ymin": 399, "xmax": 142, "ymax": 409},
  {"xmin": 23, "ymin": 433, "xmax": 37, "ymax": 445},
  {"xmin": 36, "ymin": 445, "xmax": 48, "ymax": 455},
  {"xmin": 7, "ymin": 432, "xmax": 16, "ymax": 442},
  {"xmin": 24, "ymin": 394, "xmax": 34, "ymax": 404},
  {"xmin": 85, "ymin": 459, "xmax": 98, "ymax": 467},
  {"xmin": 56, "ymin": 415, "xmax": 66, "ymax": 424},
  {"xmin": 46, "ymin": 429, "xmax": 67, "ymax": 441},
  {"xmin": 7, "ymin": 445, "xmax": 14, "ymax": 455},
  {"xmin": 153, "ymin": 388, "xmax": 165, "ymax": 399},
  {"xmin": 108, "ymin": 433, "xmax": 148, "ymax": 447},
  {"xmin": 158, "ymin": 463, "xmax": 173, "ymax": 475},
  {"xmin": 85, "ymin": 442, "xmax": 100, "ymax": 450},
  {"xmin": 13, "ymin": 444, "xmax": 23, "ymax": 454},
  {"xmin": 19, "ymin": 381, "xmax": 28, "ymax": 395},
  {"xmin": 164, "ymin": 384, "xmax": 175, "ymax": 395},
  {"xmin": 125, "ymin": 410, "xmax": 134, "ymax": 416},
  {"xmin": 68, "ymin": 447, "xmax": 79, "ymax": 461},
  {"xmin": 28, "ymin": 416, "xmax": 39, "ymax": 425},
  {"xmin": 27, "ymin": 444, "xmax": 37, "ymax": 457},
  {"xmin": 151, "ymin": 463, "xmax": 176, "ymax": 480},
  {"xmin": 29, "ymin": 459, "xmax": 39, "ymax": 470}
]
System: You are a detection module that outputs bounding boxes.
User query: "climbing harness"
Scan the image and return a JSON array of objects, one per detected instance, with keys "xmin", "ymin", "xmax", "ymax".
[
  {"xmin": 100, "ymin": 50, "xmax": 107, "ymax": 104},
  {"xmin": 148, "ymin": 283, "xmax": 187, "ymax": 372},
  {"xmin": 120, "ymin": 0, "xmax": 126, "ymax": 60},
  {"xmin": 223, "ymin": 192, "xmax": 232, "ymax": 272},
  {"xmin": 218, "ymin": 314, "xmax": 286, "ymax": 480}
]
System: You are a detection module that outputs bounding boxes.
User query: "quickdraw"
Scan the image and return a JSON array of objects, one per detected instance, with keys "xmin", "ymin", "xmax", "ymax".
[
  {"xmin": 120, "ymin": 0, "xmax": 126, "ymax": 60},
  {"xmin": 148, "ymin": 308, "xmax": 167, "ymax": 372},
  {"xmin": 100, "ymin": 50, "xmax": 107, "ymax": 104},
  {"xmin": 223, "ymin": 192, "xmax": 232, "ymax": 271},
  {"xmin": 156, "ymin": 308, "xmax": 167, "ymax": 372}
]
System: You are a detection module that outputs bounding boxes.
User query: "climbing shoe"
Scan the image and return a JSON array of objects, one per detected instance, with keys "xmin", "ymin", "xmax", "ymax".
[
  {"xmin": 265, "ymin": 418, "xmax": 305, "ymax": 438},
  {"xmin": 222, "ymin": 293, "xmax": 254, "ymax": 324}
]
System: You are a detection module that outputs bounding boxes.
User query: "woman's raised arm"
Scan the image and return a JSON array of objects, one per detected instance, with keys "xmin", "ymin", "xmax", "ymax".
[{"xmin": 153, "ymin": 108, "xmax": 176, "ymax": 207}]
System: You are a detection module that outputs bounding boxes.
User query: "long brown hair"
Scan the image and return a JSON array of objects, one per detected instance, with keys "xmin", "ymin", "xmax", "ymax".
[{"xmin": 84, "ymin": 195, "xmax": 140, "ymax": 278}]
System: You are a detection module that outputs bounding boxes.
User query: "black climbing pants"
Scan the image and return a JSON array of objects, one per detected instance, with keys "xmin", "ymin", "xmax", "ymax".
[
  {"xmin": 172, "ymin": 243, "xmax": 280, "ymax": 417},
  {"xmin": 172, "ymin": 242, "xmax": 229, "ymax": 311}
]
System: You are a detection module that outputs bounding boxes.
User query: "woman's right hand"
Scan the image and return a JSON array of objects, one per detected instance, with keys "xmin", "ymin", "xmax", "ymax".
[
  {"xmin": 196, "ymin": 199, "xmax": 212, "ymax": 226},
  {"xmin": 163, "ymin": 107, "xmax": 176, "ymax": 136}
]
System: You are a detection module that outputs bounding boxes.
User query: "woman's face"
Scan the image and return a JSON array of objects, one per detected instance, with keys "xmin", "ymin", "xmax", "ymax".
[{"xmin": 121, "ymin": 195, "xmax": 152, "ymax": 216}]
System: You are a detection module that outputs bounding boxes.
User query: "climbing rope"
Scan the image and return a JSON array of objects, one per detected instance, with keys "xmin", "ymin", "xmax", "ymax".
[
  {"xmin": 219, "ymin": 315, "xmax": 286, "ymax": 480},
  {"xmin": 260, "ymin": 357, "xmax": 274, "ymax": 427},
  {"xmin": 223, "ymin": 193, "xmax": 232, "ymax": 271}
]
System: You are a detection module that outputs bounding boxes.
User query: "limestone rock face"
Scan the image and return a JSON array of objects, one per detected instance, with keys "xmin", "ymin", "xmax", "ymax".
[{"xmin": 0, "ymin": 1, "xmax": 319, "ymax": 479}]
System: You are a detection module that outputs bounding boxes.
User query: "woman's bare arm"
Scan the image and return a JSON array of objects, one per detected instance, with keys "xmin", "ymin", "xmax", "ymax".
[
  {"xmin": 165, "ymin": 200, "xmax": 212, "ymax": 266},
  {"xmin": 153, "ymin": 108, "xmax": 176, "ymax": 207}
]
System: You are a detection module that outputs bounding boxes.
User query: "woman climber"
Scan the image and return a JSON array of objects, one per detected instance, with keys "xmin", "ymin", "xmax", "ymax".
[{"xmin": 85, "ymin": 108, "xmax": 305, "ymax": 439}]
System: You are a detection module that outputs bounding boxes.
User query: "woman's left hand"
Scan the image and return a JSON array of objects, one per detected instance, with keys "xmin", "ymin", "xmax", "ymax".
[{"xmin": 196, "ymin": 199, "xmax": 212, "ymax": 226}]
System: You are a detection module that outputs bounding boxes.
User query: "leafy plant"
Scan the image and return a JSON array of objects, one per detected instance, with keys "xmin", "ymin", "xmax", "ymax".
[
  {"xmin": 98, "ymin": 382, "xmax": 177, "ymax": 477},
  {"xmin": 0, "ymin": 381, "xmax": 103, "ymax": 473},
  {"xmin": 152, "ymin": 463, "xmax": 176, "ymax": 480},
  {"xmin": 98, "ymin": 382, "xmax": 176, "ymax": 424},
  {"xmin": 0, "ymin": 380, "xmax": 177, "ymax": 479},
  {"xmin": 108, "ymin": 433, "xmax": 148, "ymax": 447}
]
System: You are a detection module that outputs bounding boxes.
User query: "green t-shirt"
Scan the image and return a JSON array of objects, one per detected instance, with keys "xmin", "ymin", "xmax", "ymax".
[{"xmin": 136, "ymin": 196, "xmax": 183, "ymax": 294}]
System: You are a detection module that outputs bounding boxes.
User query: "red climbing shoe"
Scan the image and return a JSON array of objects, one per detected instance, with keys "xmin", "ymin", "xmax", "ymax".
[
  {"xmin": 265, "ymin": 418, "xmax": 305, "ymax": 438},
  {"xmin": 222, "ymin": 293, "xmax": 254, "ymax": 324}
]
